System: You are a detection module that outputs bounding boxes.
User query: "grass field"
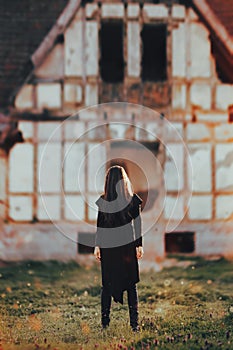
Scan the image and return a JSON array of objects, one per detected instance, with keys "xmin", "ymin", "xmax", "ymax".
[{"xmin": 0, "ymin": 256, "xmax": 233, "ymax": 349}]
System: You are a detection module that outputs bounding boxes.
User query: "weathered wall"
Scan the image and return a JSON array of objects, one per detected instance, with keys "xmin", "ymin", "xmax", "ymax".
[{"xmin": 1, "ymin": 2, "xmax": 233, "ymax": 267}]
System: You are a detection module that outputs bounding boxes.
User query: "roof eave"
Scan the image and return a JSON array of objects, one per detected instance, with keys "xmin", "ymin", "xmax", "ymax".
[
  {"xmin": 9, "ymin": 0, "xmax": 82, "ymax": 107},
  {"xmin": 31, "ymin": 0, "xmax": 82, "ymax": 68},
  {"xmin": 192, "ymin": 0, "xmax": 233, "ymax": 55}
]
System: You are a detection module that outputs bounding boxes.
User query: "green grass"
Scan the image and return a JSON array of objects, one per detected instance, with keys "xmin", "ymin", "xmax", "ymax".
[{"xmin": 0, "ymin": 257, "xmax": 233, "ymax": 349}]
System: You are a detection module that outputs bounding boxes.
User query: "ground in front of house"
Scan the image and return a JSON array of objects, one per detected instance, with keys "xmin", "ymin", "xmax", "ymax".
[{"xmin": 0, "ymin": 256, "xmax": 232, "ymax": 349}]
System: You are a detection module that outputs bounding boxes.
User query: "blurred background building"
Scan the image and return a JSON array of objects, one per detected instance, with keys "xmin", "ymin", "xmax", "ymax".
[{"xmin": 0, "ymin": 0, "xmax": 233, "ymax": 267}]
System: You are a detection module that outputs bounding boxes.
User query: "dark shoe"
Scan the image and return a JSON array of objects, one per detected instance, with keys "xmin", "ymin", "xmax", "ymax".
[
  {"xmin": 129, "ymin": 305, "xmax": 139, "ymax": 330},
  {"xmin": 132, "ymin": 325, "xmax": 140, "ymax": 333},
  {"xmin": 101, "ymin": 286, "xmax": 111, "ymax": 330},
  {"xmin": 101, "ymin": 310, "xmax": 110, "ymax": 329},
  {"xmin": 101, "ymin": 323, "xmax": 109, "ymax": 331},
  {"xmin": 127, "ymin": 284, "xmax": 139, "ymax": 332}
]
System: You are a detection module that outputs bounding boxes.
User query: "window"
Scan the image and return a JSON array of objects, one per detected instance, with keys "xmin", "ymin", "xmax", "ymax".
[
  {"xmin": 141, "ymin": 24, "xmax": 167, "ymax": 82},
  {"xmin": 100, "ymin": 21, "xmax": 124, "ymax": 83},
  {"xmin": 165, "ymin": 232, "xmax": 195, "ymax": 254}
]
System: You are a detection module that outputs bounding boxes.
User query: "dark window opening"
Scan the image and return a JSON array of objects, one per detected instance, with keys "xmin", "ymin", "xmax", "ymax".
[
  {"xmin": 110, "ymin": 140, "xmax": 160, "ymax": 151},
  {"xmin": 139, "ymin": 0, "xmax": 160, "ymax": 6},
  {"xmin": 55, "ymin": 34, "xmax": 64, "ymax": 44},
  {"xmin": 178, "ymin": 0, "xmax": 188, "ymax": 4},
  {"xmin": 100, "ymin": 21, "xmax": 124, "ymax": 83},
  {"xmin": 78, "ymin": 232, "xmax": 95, "ymax": 254},
  {"xmin": 165, "ymin": 232, "xmax": 195, "ymax": 254},
  {"xmin": 141, "ymin": 24, "xmax": 167, "ymax": 82},
  {"xmin": 210, "ymin": 35, "xmax": 233, "ymax": 84},
  {"xmin": 229, "ymin": 105, "xmax": 233, "ymax": 123},
  {"xmin": 81, "ymin": 0, "xmax": 96, "ymax": 6},
  {"xmin": 214, "ymin": 58, "xmax": 232, "ymax": 84}
]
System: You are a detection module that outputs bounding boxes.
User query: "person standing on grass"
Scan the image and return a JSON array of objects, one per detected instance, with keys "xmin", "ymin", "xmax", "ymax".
[{"xmin": 94, "ymin": 165, "xmax": 144, "ymax": 332}]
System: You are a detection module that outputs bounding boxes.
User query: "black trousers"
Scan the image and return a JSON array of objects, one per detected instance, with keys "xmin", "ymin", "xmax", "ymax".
[{"xmin": 101, "ymin": 283, "xmax": 139, "ymax": 328}]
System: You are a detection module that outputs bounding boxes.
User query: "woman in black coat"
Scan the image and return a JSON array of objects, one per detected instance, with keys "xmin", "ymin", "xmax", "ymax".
[{"xmin": 94, "ymin": 165, "xmax": 144, "ymax": 332}]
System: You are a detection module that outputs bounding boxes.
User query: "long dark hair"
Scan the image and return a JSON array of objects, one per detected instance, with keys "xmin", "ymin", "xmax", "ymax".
[{"xmin": 101, "ymin": 165, "xmax": 134, "ymax": 225}]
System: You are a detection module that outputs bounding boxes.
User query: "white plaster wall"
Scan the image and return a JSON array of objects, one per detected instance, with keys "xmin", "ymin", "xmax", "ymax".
[
  {"xmin": 64, "ymin": 121, "xmax": 85, "ymax": 140},
  {"xmin": 65, "ymin": 14, "xmax": 83, "ymax": 77},
  {"xmin": 102, "ymin": 4, "xmax": 124, "ymax": 18},
  {"xmin": 85, "ymin": 3, "xmax": 98, "ymax": 18},
  {"xmin": 0, "ymin": 224, "xmax": 78, "ymax": 261},
  {"xmin": 195, "ymin": 224, "xmax": 233, "ymax": 257},
  {"xmin": 190, "ymin": 84, "xmax": 211, "ymax": 110},
  {"xmin": 87, "ymin": 143, "xmax": 106, "ymax": 192},
  {"xmin": 64, "ymin": 142, "xmax": 85, "ymax": 193},
  {"xmin": 2, "ymin": 221, "xmax": 233, "ymax": 265},
  {"xmin": 18, "ymin": 122, "xmax": 34, "ymax": 140},
  {"xmin": 187, "ymin": 144, "xmax": 212, "ymax": 192},
  {"xmin": 165, "ymin": 122, "xmax": 183, "ymax": 142},
  {"xmin": 127, "ymin": 22, "xmax": 140, "ymax": 77},
  {"xmin": 15, "ymin": 85, "xmax": 34, "ymax": 109},
  {"xmin": 215, "ymin": 124, "xmax": 233, "ymax": 141},
  {"xmin": 172, "ymin": 84, "xmax": 186, "ymax": 109},
  {"xmin": 216, "ymin": 195, "xmax": 233, "ymax": 219},
  {"xmin": 0, "ymin": 222, "xmax": 166, "ymax": 269},
  {"xmin": 187, "ymin": 124, "xmax": 211, "ymax": 141},
  {"xmin": 188, "ymin": 195, "xmax": 212, "ymax": 220},
  {"xmin": 164, "ymin": 144, "xmax": 184, "ymax": 191},
  {"xmin": 215, "ymin": 144, "xmax": 233, "ymax": 191},
  {"xmin": 85, "ymin": 84, "xmax": 98, "ymax": 106},
  {"xmin": 172, "ymin": 4, "xmax": 185, "ymax": 19},
  {"xmin": 37, "ymin": 195, "xmax": 61, "ymax": 221},
  {"xmin": 85, "ymin": 21, "xmax": 98, "ymax": 76},
  {"xmin": 190, "ymin": 22, "xmax": 211, "ymax": 77},
  {"xmin": 216, "ymin": 85, "xmax": 233, "ymax": 110},
  {"xmin": 38, "ymin": 122, "xmax": 61, "ymax": 142},
  {"xmin": 143, "ymin": 4, "xmax": 168, "ymax": 19},
  {"xmin": 108, "ymin": 123, "xmax": 131, "ymax": 139},
  {"xmin": 64, "ymin": 195, "xmax": 85, "ymax": 221},
  {"xmin": 64, "ymin": 84, "xmax": 82, "ymax": 104},
  {"xmin": 37, "ymin": 83, "xmax": 61, "ymax": 109},
  {"xmin": 37, "ymin": 143, "xmax": 62, "ymax": 193},
  {"xmin": 196, "ymin": 112, "xmax": 228, "ymax": 123},
  {"xmin": 9, "ymin": 144, "xmax": 34, "ymax": 193},
  {"xmin": 35, "ymin": 44, "xmax": 64, "ymax": 79},
  {"xmin": 127, "ymin": 4, "xmax": 140, "ymax": 19},
  {"xmin": 9, "ymin": 196, "xmax": 33, "ymax": 221},
  {"xmin": 164, "ymin": 195, "xmax": 184, "ymax": 220},
  {"xmin": 172, "ymin": 23, "xmax": 186, "ymax": 77}
]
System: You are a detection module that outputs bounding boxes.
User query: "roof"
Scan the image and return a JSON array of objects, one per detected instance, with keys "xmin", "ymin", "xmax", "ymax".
[
  {"xmin": 205, "ymin": 0, "xmax": 233, "ymax": 38},
  {"xmin": 0, "ymin": 0, "xmax": 69, "ymax": 108},
  {"xmin": 0, "ymin": 0, "xmax": 233, "ymax": 110},
  {"xmin": 192, "ymin": 0, "xmax": 233, "ymax": 82}
]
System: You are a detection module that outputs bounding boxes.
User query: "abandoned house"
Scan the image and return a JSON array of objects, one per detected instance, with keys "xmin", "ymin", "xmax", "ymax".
[{"xmin": 0, "ymin": 0, "xmax": 233, "ymax": 269}]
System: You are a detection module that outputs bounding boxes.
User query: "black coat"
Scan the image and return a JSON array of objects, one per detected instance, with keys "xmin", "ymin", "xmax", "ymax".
[{"xmin": 95, "ymin": 193, "xmax": 143, "ymax": 304}]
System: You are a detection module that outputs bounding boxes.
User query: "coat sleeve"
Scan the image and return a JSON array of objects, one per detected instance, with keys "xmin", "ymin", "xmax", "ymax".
[
  {"xmin": 95, "ymin": 195, "xmax": 104, "ymax": 247},
  {"xmin": 95, "ymin": 209, "xmax": 103, "ymax": 247},
  {"xmin": 130, "ymin": 194, "xmax": 143, "ymax": 247}
]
